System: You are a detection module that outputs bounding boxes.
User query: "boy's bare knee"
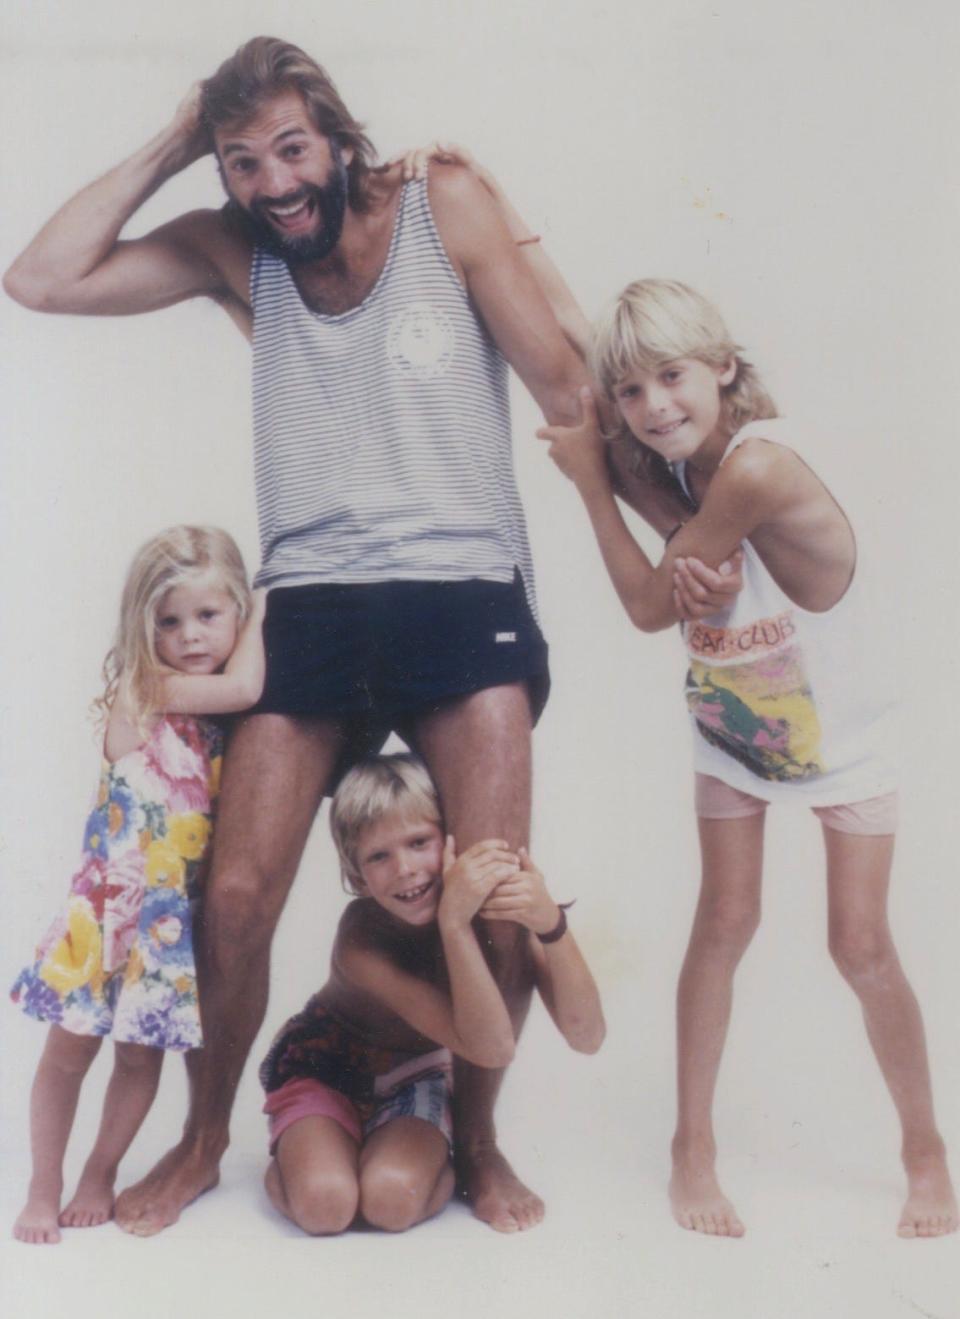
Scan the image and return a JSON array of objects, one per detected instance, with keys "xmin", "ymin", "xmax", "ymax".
[
  {"xmin": 360, "ymin": 1165, "xmax": 425, "ymax": 1233},
  {"xmin": 288, "ymin": 1171, "xmax": 358, "ymax": 1236}
]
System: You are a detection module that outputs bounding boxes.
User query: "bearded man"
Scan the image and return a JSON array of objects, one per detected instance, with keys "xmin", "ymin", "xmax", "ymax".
[{"xmin": 5, "ymin": 36, "xmax": 715, "ymax": 1234}]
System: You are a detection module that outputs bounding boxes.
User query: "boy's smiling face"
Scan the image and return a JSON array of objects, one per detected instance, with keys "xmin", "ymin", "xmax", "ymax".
[{"xmin": 354, "ymin": 812, "xmax": 445, "ymax": 926}]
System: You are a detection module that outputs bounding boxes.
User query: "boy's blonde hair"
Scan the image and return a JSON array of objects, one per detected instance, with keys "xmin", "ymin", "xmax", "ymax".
[
  {"xmin": 590, "ymin": 279, "xmax": 777, "ymax": 483},
  {"xmin": 331, "ymin": 754, "xmax": 442, "ymax": 895},
  {"xmin": 97, "ymin": 525, "xmax": 252, "ymax": 728}
]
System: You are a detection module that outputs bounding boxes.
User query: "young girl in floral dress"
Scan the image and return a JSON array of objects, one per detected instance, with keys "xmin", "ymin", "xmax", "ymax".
[{"xmin": 11, "ymin": 525, "xmax": 265, "ymax": 1244}]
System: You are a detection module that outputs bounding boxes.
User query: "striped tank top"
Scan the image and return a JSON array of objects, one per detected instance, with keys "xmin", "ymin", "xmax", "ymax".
[{"xmin": 250, "ymin": 178, "xmax": 537, "ymax": 612}]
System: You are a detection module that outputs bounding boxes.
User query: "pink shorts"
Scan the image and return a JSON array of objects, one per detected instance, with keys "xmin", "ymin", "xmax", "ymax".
[
  {"xmin": 263, "ymin": 1050, "xmax": 454, "ymax": 1155},
  {"xmin": 694, "ymin": 774, "xmax": 898, "ymax": 836}
]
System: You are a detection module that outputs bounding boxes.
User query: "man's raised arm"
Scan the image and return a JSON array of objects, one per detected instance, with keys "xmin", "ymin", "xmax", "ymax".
[{"xmin": 3, "ymin": 85, "xmax": 233, "ymax": 317}]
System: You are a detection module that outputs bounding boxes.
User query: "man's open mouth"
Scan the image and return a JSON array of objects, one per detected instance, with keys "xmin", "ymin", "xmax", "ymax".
[{"xmin": 262, "ymin": 194, "xmax": 315, "ymax": 231}]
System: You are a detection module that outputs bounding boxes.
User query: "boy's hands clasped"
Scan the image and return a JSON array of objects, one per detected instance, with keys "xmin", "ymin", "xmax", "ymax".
[
  {"xmin": 439, "ymin": 837, "xmax": 520, "ymax": 926},
  {"xmin": 479, "ymin": 848, "xmax": 561, "ymax": 937},
  {"xmin": 440, "ymin": 838, "xmax": 561, "ymax": 936}
]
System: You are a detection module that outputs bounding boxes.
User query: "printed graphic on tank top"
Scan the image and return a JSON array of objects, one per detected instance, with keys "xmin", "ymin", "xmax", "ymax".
[
  {"xmin": 674, "ymin": 419, "xmax": 897, "ymax": 807},
  {"xmin": 684, "ymin": 604, "xmax": 824, "ymax": 783}
]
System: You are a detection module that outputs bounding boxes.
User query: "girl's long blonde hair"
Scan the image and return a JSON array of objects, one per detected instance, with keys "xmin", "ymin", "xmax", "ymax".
[
  {"xmin": 96, "ymin": 525, "xmax": 252, "ymax": 728},
  {"xmin": 590, "ymin": 279, "xmax": 777, "ymax": 490}
]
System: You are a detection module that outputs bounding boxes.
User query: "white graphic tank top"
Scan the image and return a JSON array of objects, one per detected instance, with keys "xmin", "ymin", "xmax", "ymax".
[{"xmin": 676, "ymin": 420, "xmax": 898, "ymax": 805}]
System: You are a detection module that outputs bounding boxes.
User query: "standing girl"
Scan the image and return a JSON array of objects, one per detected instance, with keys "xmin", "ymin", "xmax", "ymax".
[
  {"xmin": 260, "ymin": 753, "xmax": 604, "ymax": 1236},
  {"xmin": 11, "ymin": 525, "xmax": 265, "ymax": 1243},
  {"xmin": 538, "ymin": 279, "xmax": 957, "ymax": 1239}
]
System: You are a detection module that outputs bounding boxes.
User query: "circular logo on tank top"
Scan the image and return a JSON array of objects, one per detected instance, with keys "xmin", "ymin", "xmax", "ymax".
[{"xmin": 386, "ymin": 303, "xmax": 456, "ymax": 380}]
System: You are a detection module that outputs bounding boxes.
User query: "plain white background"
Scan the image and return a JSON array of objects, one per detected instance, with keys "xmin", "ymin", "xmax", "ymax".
[{"xmin": 2, "ymin": 2, "xmax": 959, "ymax": 1315}]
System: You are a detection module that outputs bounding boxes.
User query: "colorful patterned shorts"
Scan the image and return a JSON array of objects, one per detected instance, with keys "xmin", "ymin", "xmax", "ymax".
[{"xmin": 263, "ymin": 1048, "xmax": 453, "ymax": 1154}]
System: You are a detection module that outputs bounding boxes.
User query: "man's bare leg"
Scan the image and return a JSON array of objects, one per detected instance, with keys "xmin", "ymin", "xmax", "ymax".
[
  {"xmin": 115, "ymin": 714, "xmax": 344, "ymax": 1236},
  {"xmin": 414, "ymin": 683, "xmax": 542, "ymax": 1232},
  {"xmin": 824, "ymin": 827, "xmax": 958, "ymax": 1238},
  {"xmin": 670, "ymin": 814, "xmax": 763, "ymax": 1238}
]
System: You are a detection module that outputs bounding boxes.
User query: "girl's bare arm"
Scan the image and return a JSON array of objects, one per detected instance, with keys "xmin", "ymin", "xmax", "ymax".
[
  {"xmin": 159, "ymin": 589, "xmax": 267, "ymax": 714},
  {"xmin": 539, "ymin": 393, "xmax": 792, "ymax": 631},
  {"xmin": 338, "ymin": 838, "xmax": 518, "ymax": 1068},
  {"xmin": 480, "ymin": 849, "xmax": 605, "ymax": 1053}
]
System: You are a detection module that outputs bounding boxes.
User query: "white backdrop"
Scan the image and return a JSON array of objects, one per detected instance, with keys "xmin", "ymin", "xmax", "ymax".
[{"xmin": 2, "ymin": 2, "xmax": 959, "ymax": 1316}]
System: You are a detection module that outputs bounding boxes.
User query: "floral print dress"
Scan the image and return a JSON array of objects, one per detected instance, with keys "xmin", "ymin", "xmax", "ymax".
[{"xmin": 11, "ymin": 715, "xmax": 222, "ymax": 1051}]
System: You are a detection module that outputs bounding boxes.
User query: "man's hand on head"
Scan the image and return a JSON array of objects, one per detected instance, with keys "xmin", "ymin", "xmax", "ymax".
[
  {"xmin": 672, "ymin": 550, "xmax": 744, "ymax": 621},
  {"xmin": 168, "ymin": 82, "xmax": 215, "ymax": 173}
]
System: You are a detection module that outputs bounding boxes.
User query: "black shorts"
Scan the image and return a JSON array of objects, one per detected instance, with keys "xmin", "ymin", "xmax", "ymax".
[{"xmin": 252, "ymin": 571, "xmax": 550, "ymax": 741}]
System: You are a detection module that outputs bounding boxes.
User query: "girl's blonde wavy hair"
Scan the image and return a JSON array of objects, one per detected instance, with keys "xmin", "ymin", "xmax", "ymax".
[
  {"xmin": 590, "ymin": 279, "xmax": 777, "ymax": 490},
  {"xmin": 330, "ymin": 754, "xmax": 442, "ymax": 896},
  {"xmin": 96, "ymin": 526, "xmax": 252, "ymax": 729}
]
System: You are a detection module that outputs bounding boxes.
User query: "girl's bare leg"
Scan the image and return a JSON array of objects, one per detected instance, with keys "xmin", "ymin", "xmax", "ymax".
[
  {"xmin": 670, "ymin": 813, "xmax": 764, "ymax": 1238},
  {"xmin": 13, "ymin": 1026, "xmax": 102, "ymax": 1244},
  {"xmin": 824, "ymin": 826, "xmax": 958, "ymax": 1238},
  {"xmin": 60, "ymin": 1041, "xmax": 164, "ymax": 1228},
  {"xmin": 264, "ymin": 1116, "xmax": 360, "ymax": 1235},
  {"xmin": 358, "ymin": 1118, "xmax": 455, "ymax": 1232}
]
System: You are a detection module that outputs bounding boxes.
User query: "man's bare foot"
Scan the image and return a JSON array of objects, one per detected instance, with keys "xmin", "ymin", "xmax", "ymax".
[
  {"xmin": 670, "ymin": 1146, "xmax": 745, "ymax": 1238},
  {"xmin": 898, "ymin": 1146, "xmax": 959, "ymax": 1238},
  {"xmin": 114, "ymin": 1141, "xmax": 220, "ymax": 1237},
  {"xmin": 458, "ymin": 1143, "xmax": 544, "ymax": 1233},
  {"xmin": 13, "ymin": 1190, "xmax": 62, "ymax": 1245},
  {"xmin": 59, "ymin": 1171, "xmax": 115, "ymax": 1229}
]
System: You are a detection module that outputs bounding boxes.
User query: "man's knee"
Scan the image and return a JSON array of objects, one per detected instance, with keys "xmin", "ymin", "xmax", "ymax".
[{"xmin": 204, "ymin": 861, "xmax": 287, "ymax": 951}]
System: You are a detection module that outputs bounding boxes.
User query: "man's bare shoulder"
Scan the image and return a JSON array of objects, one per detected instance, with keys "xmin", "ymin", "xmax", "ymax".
[
  {"xmin": 425, "ymin": 164, "xmax": 504, "ymax": 278},
  {"xmin": 426, "ymin": 162, "xmax": 494, "ymax": 226}
]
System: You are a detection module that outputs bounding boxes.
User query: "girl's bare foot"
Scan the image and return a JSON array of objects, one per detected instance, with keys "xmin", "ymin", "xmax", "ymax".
[
  {"xmin": 59, "ymin": 1170, "xmax": 115, "ymax": 1228},
  {"xmin": 458, "ymin": 1142, "xmax": 544, "ymax": 1233},
  {"xmin": 670, "ymin": 1144, "xmax": 745, "ymax": 1238},
  {"xmin": 898, "ymin": 1145, "xmax": 959, "ymax": 1238},
  {"xmin": 14, "ymin": 1190, "xmax": 62, "ymax": 1245}
]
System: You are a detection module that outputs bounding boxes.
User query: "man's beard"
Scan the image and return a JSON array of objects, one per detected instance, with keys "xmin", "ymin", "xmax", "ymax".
[{"xmin": 225, "ymin": 140, "xmax": 349, "ymax": 266}]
